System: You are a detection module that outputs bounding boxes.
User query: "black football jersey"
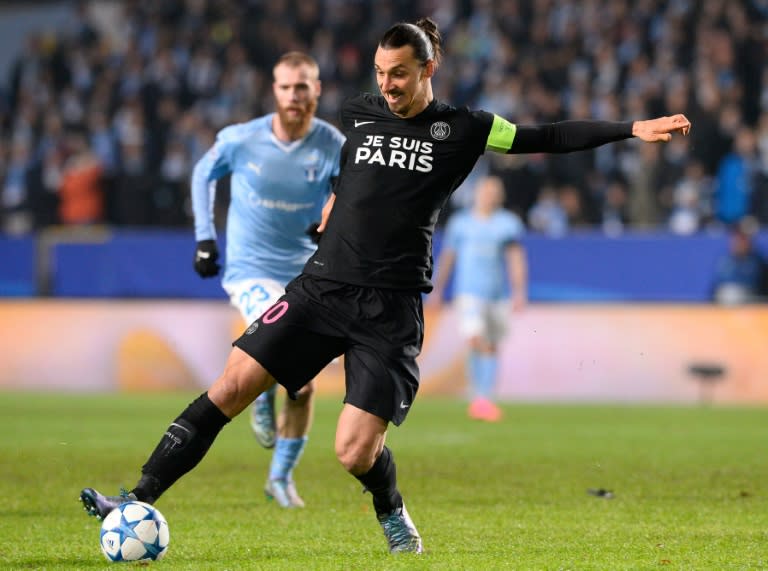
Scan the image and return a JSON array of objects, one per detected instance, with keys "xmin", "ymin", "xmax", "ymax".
[{"xmin": 304, "ymin": 93, "xmax": 494, "ymax": 291}]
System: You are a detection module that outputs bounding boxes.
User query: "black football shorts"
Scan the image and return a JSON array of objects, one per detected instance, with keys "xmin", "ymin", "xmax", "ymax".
[{"xmin": 233, "ymin": 274, "xmax": 424, "ymax": 425}]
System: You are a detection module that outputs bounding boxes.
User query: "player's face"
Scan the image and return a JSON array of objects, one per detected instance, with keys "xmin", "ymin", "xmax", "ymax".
[
  {"xmin": 273, "ymin": 63, "xmax": 320, "ymax": 128},
  {"xmin": 374, "ymin": 45, "xmax": 434, "ymax": 118}
]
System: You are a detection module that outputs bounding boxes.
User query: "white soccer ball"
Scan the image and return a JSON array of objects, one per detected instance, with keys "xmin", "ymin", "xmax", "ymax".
[{"xmin": 99, "ymin": 501, "xmax": 170, "ymax": 562}]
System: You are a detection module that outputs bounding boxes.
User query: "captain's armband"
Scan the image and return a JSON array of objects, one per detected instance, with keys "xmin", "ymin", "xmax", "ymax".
[{"xmin": 485, "ymin": 114, "xmax": 517, "ymax": 153}]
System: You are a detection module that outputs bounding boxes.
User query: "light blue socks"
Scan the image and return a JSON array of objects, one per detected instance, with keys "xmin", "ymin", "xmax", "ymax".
[
  {"xmin": 468, "ymin": 351, "xmax": 498, "ymax": 399},
  {"xmin": 269, "ymin": 436, "xmax": 308, "ymax": 482}
]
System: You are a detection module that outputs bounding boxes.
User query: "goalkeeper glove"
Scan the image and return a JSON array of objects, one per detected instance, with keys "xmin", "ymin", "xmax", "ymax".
[
  {"xmin": 305, "ymin": 222, "xmax": 322, "ymax": 244},
  {"xmin": 194, "ymin": 239, "xmax": 220, "ymax": 278}
]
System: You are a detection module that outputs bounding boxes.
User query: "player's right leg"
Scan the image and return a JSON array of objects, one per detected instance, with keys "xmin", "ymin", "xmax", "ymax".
[
  {"xmin": 336, "ymin": 403, "xmax": 422, "ymax": 554},
  {"xmin": 331, "ymin": 286, "xmax": 424, "ymax": 553},
  {"xmin": 80, "ymin": 347, "xmax": 273, "ymax": 519}
]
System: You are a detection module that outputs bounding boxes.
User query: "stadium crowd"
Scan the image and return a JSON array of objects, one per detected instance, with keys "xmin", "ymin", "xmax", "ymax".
[{"xmin": 1, "ymin": 0, "xmax": 767, "ymax": 236}]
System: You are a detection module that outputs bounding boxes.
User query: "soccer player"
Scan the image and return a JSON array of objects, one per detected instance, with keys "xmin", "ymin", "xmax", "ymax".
[
  {"xmin": 80, "ymin": 18, "xmax": 691, "ymax": 554},
  {"xmin": 190, "ymin": 51, "xmax": 344, "ymax": 507},
  {"xmin": 430, "ymin": 175, "xmax": 527, "ymax": 422}
]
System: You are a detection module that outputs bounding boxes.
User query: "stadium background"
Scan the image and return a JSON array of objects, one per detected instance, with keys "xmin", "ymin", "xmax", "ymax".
[{"xmin": 1, "ymin": 0, "xmax": 767, "ymax": 402}]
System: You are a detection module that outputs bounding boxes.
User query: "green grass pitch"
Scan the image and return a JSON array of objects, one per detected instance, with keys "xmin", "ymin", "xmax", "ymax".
[{"xmin": 0, "ymin": 392, "xmax": 766, "ymax": 570}]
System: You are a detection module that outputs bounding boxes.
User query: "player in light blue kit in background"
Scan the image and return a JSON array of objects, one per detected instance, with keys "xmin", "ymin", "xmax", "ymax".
[
  {"xmin": 190, "ymin": 51, "xmax": 344, "ymax": 507},
  {"xmin": 430, "ymin": 175, "xmax": 528, "ymax": 422}
]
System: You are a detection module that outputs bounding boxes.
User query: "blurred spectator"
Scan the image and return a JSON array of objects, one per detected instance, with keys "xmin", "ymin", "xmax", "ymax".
[
  {"xmin": 623, "ymin": 143, "xmax": 663, "ymax": 228},
  {"xmin": 668, "ymin": 161, "xmax": 713, "ymax": 235},
  {"xmin": 109, "ymin": 141, "xmax": 154, "ymax": 226},
  {"xmin": 58, "ymin": 130, "xmax": 104, "ymax": 225},
  {"xmin": 154, "ymin": 139, "xmax": 190, "ymax": 226},
  {"xmin": 0, "ymin": 0, "xmax": 767, "ymax": 235},
  {"xmin": 1, "ymin": 140, "xmax": 33, "ymax": 234},
  {"xmin": 559, "ymin": 184, "xmax": 590, "ymax": 229},
  {"xmin": 528, "ymin": 184, "xmax": 568, "ymax": 238},
  {"xmin": 600, "ymin": 178, "xmax": 628, "ymax": 236},
  {"xmin": 712, "ymin": 220, "xmax": 768, "ymax": 304},
  {"xmin": 714, "ymin": 126, "xmax": 758, "ymax": 225},
  {"xmin": 752, "ymin": 112, "xmax": 768, "ymax": 224},
  {"xmin": 87, "ymin": 109, "xmax": 118, "ymax": 176},
  {"xmin": 26, "ymin": 145, "xmax": 62, "ymax": 229}
]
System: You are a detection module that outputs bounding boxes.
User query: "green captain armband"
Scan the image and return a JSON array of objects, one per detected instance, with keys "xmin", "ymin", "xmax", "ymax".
[{"xmin": 485, "ymin": 114, "xmax": 517, "ymax": 153}]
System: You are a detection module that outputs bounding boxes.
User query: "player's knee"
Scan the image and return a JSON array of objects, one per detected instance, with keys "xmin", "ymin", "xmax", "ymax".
[
  {"xmin": 335, "ymin": 440, "xmax": 377, "ymax": 475},
  {"xmin": 210, "ymin": 356, "xmax": 270, "ymax": 416},
  {"xmin": 208, "ymin": 373, "xmax": 242, "ymax": 412}
]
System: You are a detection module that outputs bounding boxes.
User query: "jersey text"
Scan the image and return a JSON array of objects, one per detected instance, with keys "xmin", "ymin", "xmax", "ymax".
[{"xmin": 354, "ymin": 135, "xmax": 433, "ymax": 172}]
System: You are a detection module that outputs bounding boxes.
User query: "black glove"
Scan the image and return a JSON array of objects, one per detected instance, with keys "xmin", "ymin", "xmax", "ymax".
[
  {"xmin": 194, "ymin": 239, "xmax": 220, "ymax": 278},
  {"xmin": 305, "ymin": 222, "xmax": 322, "ymax": 244}
]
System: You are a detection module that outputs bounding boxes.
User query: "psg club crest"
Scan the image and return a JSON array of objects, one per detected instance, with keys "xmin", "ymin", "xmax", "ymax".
[
  {"xmin": 245, "ymin": 322, "xmax": 259, "ymax": 334},
  {"xmin": 430, "ymin": 121, "xmax": 450, "ymax": 140}
]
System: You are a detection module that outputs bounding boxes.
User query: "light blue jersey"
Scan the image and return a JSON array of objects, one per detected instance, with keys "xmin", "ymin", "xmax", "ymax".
[
  {"xmin": 191, "ymin": 114, "xmax": 344, "ymax": 286},
  {"xmin": 443, "ymin": 209, "xmax": 525, "ymax": 300}
]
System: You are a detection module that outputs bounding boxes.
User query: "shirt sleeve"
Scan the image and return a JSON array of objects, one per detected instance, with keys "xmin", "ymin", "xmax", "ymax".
[
  {"xmin": 502, "ymin": 213, "xmax": 525, "ymax": 245},
  {"xmin": 190, "ymin": 131, "xmax": 237, "ymax": 241},
  {"xmin": 483, "ymin": 113, "xmax": 634, "ymax": 154}
]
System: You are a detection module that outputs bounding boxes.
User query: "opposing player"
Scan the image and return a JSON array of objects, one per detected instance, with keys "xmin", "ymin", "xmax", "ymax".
[
  {"xmin": 430, "ymin": 175, "xmax": 527, "ymax": 422},
  {"xmin": 190, "ymin": 51, "xmax": 344, "ymax": 507},
  {"xmin": 80, "ymin": 18, "xmax": 690, "ymax": 554}
]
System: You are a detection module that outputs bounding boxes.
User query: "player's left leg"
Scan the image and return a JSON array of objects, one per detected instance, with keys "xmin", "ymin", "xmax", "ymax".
[
  {"xmin": 81, "ymin": 347, "xmax": 274, "ymax": 519},
  {"xmin": 335, "ymin": 404, "xmax": 422, "ymax": 554},
  {"xmin": 265, "ymin": 381, "xmax": 315, "ymax": 507}
]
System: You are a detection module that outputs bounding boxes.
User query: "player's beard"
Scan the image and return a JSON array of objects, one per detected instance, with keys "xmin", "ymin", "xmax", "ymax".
[{"xmin": 276, "ymin": 99, "xmax": 317, "ymax": 137}]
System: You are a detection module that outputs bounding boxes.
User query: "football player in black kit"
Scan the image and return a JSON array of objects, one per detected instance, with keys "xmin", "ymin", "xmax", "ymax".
[{"xmin": 80, "ymin": 17, "xmax": 691, "ymax": 554}]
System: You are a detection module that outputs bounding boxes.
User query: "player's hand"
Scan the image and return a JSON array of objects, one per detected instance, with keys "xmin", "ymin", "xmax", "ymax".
[
  {"xmin": 317, "ymin": 194, "xmax": 336, "ymax": 233},
  {"xmin": 632, "ymin": 114, "xmax": 691, "ymax": 142},
  {"xmin": 194, "ymin": 239, "xmax": 220, "ymax": 278},
  {"xmin": 305, "ymin": 222, "xmax": 322, "ymax": 244}
]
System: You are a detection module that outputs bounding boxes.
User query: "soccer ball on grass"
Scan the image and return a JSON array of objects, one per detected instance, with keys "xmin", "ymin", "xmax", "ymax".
[{"xmin": 99, "ymin": 501, "xmax": 169, "ymax": 562}]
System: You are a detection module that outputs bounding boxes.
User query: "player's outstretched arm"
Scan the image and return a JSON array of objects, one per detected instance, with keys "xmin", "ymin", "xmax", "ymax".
[
  {"xmin": 631, "ymin": 114, "xmax": 691, "ymax": 142},
  {"xmin": 500, "ymin": 114, "xmax": 691, "ymax": 155}
]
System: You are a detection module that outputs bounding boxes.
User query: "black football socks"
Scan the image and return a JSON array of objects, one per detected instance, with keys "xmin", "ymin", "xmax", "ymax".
[
  {"xmin": 132, "ymin": 392, "xmax": 230, "ymax": 503},
  {"xmin": 355, "ymin": 446, "xmax": 403, "ymax": 516}
]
